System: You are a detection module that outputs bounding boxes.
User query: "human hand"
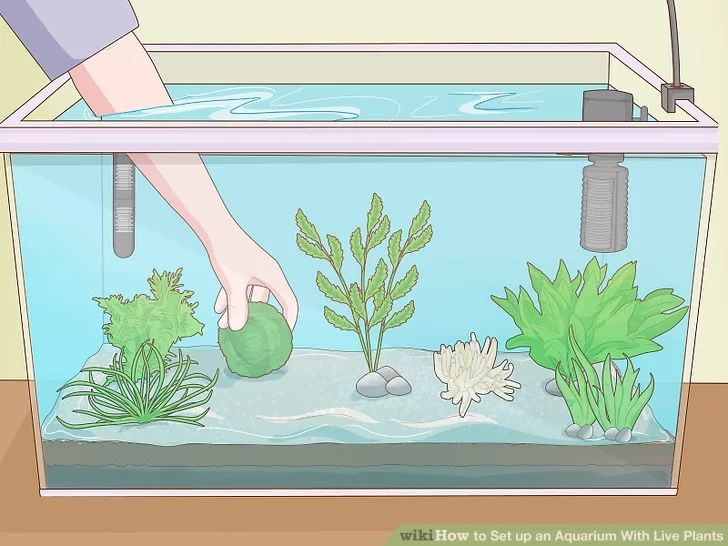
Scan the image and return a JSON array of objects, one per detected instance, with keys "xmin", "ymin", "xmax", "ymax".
[{"xmin": 208, "ymin": 230, "xmax": 298, "ymax": 331}]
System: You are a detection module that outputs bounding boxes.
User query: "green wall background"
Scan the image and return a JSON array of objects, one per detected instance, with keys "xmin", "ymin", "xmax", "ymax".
[{"xmin": 1, "ymin": 0, "xmax": 725, "ymax": 381}]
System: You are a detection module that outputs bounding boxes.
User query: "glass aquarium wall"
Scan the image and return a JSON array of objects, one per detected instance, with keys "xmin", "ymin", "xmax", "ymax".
[{"xmin": 10, "ymin": 152, "xmax": 707, "ymax": 490}]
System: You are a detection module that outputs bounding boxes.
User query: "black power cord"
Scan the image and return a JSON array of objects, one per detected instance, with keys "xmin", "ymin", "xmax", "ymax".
[{"xmin": 661, "ymin": 0, "xmax": 695, "ymax": 113}]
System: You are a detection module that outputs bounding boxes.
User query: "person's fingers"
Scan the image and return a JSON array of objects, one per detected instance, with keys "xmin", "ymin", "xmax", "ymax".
[
  {"xmin": 214, "ymin": 288, "xmax": 227, "ymax": 313},
  {"xmin": 218, "ymin": 312, "xmax": 229, "ymax": 329},
  {"xmin": 226, "ymin": 286, "xmax": 250, "ymax": 331},
  {"xmin": 250, "ymin": 286, "xmax": 270, "ymax": 303},
  {"xmin": 261, "ymin": 265, "xmax": 298, "ymax": 330}
]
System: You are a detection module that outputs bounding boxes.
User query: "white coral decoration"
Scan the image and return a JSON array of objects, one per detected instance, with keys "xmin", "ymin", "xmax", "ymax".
[{"xmin": 433, "ymin": 333, "xmax": 521, "ymax": 418}]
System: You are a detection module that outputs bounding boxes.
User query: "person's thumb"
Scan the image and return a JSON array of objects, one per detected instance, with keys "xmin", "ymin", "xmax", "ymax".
[{"xmin": 226, "ymin": 286, "xmax": 250, "ymax": 331}]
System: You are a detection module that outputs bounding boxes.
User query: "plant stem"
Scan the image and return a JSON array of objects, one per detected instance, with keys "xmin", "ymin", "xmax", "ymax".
[
  {"xmin": 372, "ymin": 235, "xmax": 411, "ymax": 369},
  {"xmin": 361, "ymin": 230, "xmax": 374, "ymax": 371},
  {"xmin": 314, "ymin": 239, "xmax": 373, "ymax": 370}
]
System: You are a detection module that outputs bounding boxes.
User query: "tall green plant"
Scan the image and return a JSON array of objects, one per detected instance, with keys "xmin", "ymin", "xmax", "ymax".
[
  {"xmin": 295, "ymin": 193, "xmax": 433, "ymax": 372},
  {"xmin": 491, "ymin": 258, "xmax": 688, "ymax": 381},
  {"xmin": 94, "ymin": 269, "xmax": 204, "ymax": 379}
]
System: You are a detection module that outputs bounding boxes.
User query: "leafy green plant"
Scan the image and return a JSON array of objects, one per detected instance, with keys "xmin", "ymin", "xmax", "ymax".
[
  {"xmin": 57, "ymin": 341, "xmax": 218, "ymax": 429},
  {"xmin": 219, "ymin": 302, "xmax": 293, "ymax": 378},
  {"xmin": 491, "ymin": 258, "xmax": 688, "ymax": 381},
  {"xmin": 295, "ymin": 193, "xmax": 433, "ymax": 372},
  {"xmin": 94, "ymin": 268, "xmax": 204, "ymax": 379},
  {"xmin": 569, "ymin": 329, "xmax": 655, "ymax": 431}
]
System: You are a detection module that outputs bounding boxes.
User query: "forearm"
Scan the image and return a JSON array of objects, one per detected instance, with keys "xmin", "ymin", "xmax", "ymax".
[
  {"xmin": 126, "ymin": 153, "xmax": 242, "ymax": 252},
  {"xmin": 69, "ymin": 33, "xmax": 171, "ymax": 116},
  {"xmin": 69, "ymin": 33, "xmax": 239, "ymax": 251}
]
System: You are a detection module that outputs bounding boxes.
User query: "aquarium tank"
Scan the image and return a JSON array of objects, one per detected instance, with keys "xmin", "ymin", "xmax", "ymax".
[{"xmin": 1, "ymin": 44, "xmax": 718, "ymax": 494}]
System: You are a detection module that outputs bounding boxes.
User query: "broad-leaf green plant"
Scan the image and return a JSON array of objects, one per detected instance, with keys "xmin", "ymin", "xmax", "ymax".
[
  {"xmin": 569, "ymin": 329, "xmax": 655, "ymax": 431},
  {"xmin": 295, "ymin": 193, "xmax": 433, "ymax": 372},
  {"xmin": 491, "ymin": 258, "xmax": 687, "ymax": 381},
  {"xmin": 57, "ymin": 341, "xmax": 218, "ymax": 429},
  {"xmin": 94, "ymin": 269, "xmax": 204, "ymax": 379}
]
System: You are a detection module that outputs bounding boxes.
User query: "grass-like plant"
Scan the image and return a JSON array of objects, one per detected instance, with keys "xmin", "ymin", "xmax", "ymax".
[
  {"xmin": 94, "ymin": 269, "xmax": 204, "ymax": 379},
  {"xmin": 56, "ymin": 341, "xmax": 219, "ymax": 429},
  {"xmin": 569, "ymin": 329, "xmax": 655, "ymax": 431},
  {"xmin": 556, "ymin": 328, "xmax": 656, "ymax": 430},
  {"xmin": 295, "ymin": 193, "xmax": 433, "ymax": 372},
  {"xmin": 491, "ymin": 258, "xmax": 688, "ymax": 382},
  {"xmin": 555, "ymin": 341, "xmax": 597, "ymax": 427}
]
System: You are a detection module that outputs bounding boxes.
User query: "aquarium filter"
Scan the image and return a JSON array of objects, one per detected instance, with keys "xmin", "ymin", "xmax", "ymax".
[
  {"xmin": 112, "ymin": 153, "xmax": 135, "ymax": 258},
  {"xmin": 580, "ymin": 154, "xmax": 629, "ymax": 253},
  {"xmin": 579, "ymin": 90, "xmax": 646, "ymax": 253}
]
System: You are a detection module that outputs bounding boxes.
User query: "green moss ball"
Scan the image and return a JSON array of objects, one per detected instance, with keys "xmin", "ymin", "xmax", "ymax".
[{"xmin": 218, "ymin": 302, "xmax": 293, "ymax": 378}]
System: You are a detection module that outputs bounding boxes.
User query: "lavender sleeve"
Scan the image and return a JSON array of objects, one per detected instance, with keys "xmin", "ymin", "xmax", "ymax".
[{"xmin": 0, "ymin": 0, "xmax": 139, "ymax": 80}]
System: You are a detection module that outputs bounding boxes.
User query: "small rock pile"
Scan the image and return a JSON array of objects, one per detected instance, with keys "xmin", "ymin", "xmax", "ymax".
[
  {"xmin": 356, "ymin": 366, "xmax": 412, "ymax": 398},
  {"xmin": 565, "ymin": 423, "xmax": 634, "ymax": 443}
]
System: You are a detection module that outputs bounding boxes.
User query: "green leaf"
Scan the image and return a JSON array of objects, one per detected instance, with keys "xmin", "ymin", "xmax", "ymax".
[
  {"xmin": 349, "ymin": 283, "xmax": 367, "ymax": 319},
  {"xmin": 568, "ymin": 327, "xmax": 599, "ymax": 387},
  {"xmin": 624, "ymin": 371, "xmax": 655, "ymax": 428},
  {"xmin": 491, "ymin": 288, "xmax": 519, "ymax": 318},
  {"xmin": 316, "ymin": 272, "xmax": 347, "ymax": 304},
  {"xmin": 366, "ymin": 193, "xmax": 384, "ymax": 233},
  {"xmin": 579, "ymin": 257, "xmax": 607, "ymax": 302},
  {"xmin": 404, "ymin": 224, "xmax": 433, "ymax": 255},
  {"xmin": 369, "ymin": 215, "xmax": 391, "ymax": 248},
  {"xmin": 296, "ymin": 233, "xmax": 327, "ymax": 260},
  {"xmin": 295, "ymin": 208, "xmax": 321, "ymax": 243},
  {"xmin": 391, "ymin": 265, "xmax": 419, "ymax": 301},
  {"xmin": 602, "ymin": 355, "xmax": 617, "ymax": 426},
  {"xmin": 633, "ymin": 307, "xmax": 688, "ymax": 341},
  {"xmin": 350, "ymin": 228, "xmax": 365, "ymax": 266},
  {"xmin": 373, "ymin": 288, "xmax": 385, "ymax": 309},
  {"xmin": 555, "ymin": 362, "xmax": 595, "ymax": 426},
  {"xmin": 366, "ymin": 259, "xmax": 388, "ymax": 300},
  {"xmin": 631, "ymin": 288, "xmax": 685, "ymax": 324},
  {"xmin": 385, "ymin": 301, "xmax": 415, "ymax": 330},
  {"xmin": 408, "ymin": 200, "xmax": 431, "ymax": 238},
  {"xmin": 387, "ymin": 229, "xmax": 402, "ymax": 266},
  {"xmin": 371, "ymin": 295, "xmax": 393, "ymax": 325},
  {"xmin": 323, "ymin": 306, "xmax": 357, "ymax": 332},
  {"xmin": 600, "ymin": 261, "xmax": 638, "ymax": 310},
  {"xmin": 327, "ymin": 234, "xmax": 344, "ymax": 270}
]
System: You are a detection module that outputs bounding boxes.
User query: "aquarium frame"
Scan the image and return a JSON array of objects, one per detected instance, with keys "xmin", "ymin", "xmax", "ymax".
[
  {"xmin": 1, "ymin": 43, "xmax": 719, "ymax": 497},
  {"xmin": 0, "ymin": 43, "xmax": 719, "ymax": 154}
]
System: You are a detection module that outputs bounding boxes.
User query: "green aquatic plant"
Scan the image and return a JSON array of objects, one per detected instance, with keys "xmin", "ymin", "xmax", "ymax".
[
  {"xmin": 569, "ymin": 329, "xmax": 655, "ymax": 432},
  {"xmin": 56, "ymin": 341, "xmax": 219, "ymax": 429},
  {"xmin": 94, "ymin": 268, "xmax": 204, "ymax": 379},
  {"xmin": 296, "ymin": 193, "xmax": 432, "ymax": 372},
  {"xmin": 218, "ymin": 302, "xmax": 293, "ymax": 378},
  {"xmin": 491, "ymin": 258, "xmax": 688, "ymax": 382},
  {"xmin": 555, "ymin": 356, "xmax": 597, "ymax": 428}
]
